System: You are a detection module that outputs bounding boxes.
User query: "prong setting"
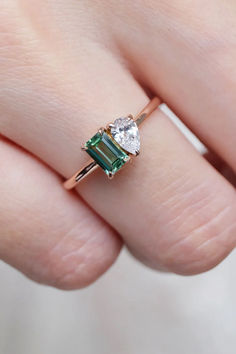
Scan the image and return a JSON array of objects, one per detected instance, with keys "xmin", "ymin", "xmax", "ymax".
[
  {"xmin": 108, "ymin": 171, "xmax": 114, "ymax": 179},
  {"xmin": 124, "ymin": 155, "xmax": 131, "ymax": 162},
  {"xmin": 107, "ymin": 123, "xmax": 115, "ymax": 130},
  {"xmin": 98, "ymin": 127, "xmax": 105, "ymax": 135}
]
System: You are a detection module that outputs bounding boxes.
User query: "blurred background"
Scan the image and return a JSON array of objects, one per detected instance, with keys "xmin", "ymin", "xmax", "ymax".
[
  {"xmin": 0, "ymin": 250, "xmax": 235, "ymax": 354},
  {"xmin": 0, "ymin": 106, "xmax": 235, "ymax": 354}
]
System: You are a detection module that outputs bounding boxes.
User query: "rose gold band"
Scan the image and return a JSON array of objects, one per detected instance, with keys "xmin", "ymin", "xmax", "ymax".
[
  {"xmin": 63, "ymin": 97, "xmax": 161, "ymax": 190},
  {"xmin": 64, "ymin": 160, "xmax": 98, "ymax": 190},
  {"xmin": 133, "ymin": 97, "xmax": 161, "ymax": 127}
]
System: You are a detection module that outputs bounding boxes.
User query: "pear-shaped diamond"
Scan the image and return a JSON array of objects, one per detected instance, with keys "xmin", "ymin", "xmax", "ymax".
[{"xmin": 110, "ymin": 117, "xmax": 140, "ymax": 155}]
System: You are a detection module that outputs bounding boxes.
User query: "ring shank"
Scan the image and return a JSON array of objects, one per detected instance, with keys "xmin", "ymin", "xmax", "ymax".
[
  {"xmin": 134, "ymin": 97, "xmax": 161, "ymax": 126},
  {"xmin": 63, "ymin": 97, "xmax": 161, "ymax": 189},
  {"xmin": 64, "ymin": 160, "xmax": 98, "ymax": 189}
]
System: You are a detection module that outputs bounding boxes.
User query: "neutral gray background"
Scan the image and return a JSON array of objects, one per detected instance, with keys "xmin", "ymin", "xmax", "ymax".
[
  {"xmin": 0, "ymin": 106, "xmax": 235, "ymax": 354},
  {"xmin": 0, "ymin": 250, "xmax": 235, "ymax": 354}
]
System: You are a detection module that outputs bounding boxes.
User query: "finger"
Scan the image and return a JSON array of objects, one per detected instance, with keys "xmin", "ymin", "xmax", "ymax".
[
  {"xmin": 80, "ymin": 110, "xmax": 236, "ymax": 274},
  {"xmin": 0, "ymin": 137, "xmax": 121, "ymax": 289},
  {"xmin": 0, "ymin": 1, "xmax": 236, "ymax": 275},
  {"xmin": 117, "ymin": 0, "xmax": 236, "ymax": 170},
  {"xmin": 204, "ymin": 151, "xmax": 236, "ymax": 188},
  {"xmin": 1, "ymin": 49, "xmax": 236, "ymax": 275}
]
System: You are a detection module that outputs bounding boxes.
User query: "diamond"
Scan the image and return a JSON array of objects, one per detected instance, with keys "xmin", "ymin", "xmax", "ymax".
[{"xmin": 110, "ymin": 117, "xmax": 140, "ymax": 155}]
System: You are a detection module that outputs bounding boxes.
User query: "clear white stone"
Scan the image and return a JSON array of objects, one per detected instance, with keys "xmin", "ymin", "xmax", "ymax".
[{"xmin": 110, "ymin": 117, "xmax": 140, "ymax": 155}]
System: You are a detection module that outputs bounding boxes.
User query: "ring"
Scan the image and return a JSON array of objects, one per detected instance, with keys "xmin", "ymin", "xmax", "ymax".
[{"xmin": 64, "ymin": 97, "xmax": 161, "ymax": 189}]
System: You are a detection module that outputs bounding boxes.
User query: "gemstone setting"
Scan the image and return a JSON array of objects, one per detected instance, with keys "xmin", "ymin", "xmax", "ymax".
[
  {"xmin": 110, "ymin": 117, "xmax": 140, "ymax": 155},
  {"xmin": 85, "ymin": 131, "xmax": 129, "ymax": 176}
]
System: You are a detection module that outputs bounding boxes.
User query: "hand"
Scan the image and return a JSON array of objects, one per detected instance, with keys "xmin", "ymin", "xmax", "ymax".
[{"xmin": 0, "ymin": 0, "xmax": 235, "ymax": 289}]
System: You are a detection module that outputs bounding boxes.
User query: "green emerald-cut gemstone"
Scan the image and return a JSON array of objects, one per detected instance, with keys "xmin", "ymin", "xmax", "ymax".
[{"xmin": 85, "ymin": 131, "xmax": 128, "ymax": 176}]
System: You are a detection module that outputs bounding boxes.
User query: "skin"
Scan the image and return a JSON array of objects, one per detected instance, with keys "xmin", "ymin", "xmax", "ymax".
[{"xmin": 0, "ymin": 0, "xmax": 235, "ymax": 290}]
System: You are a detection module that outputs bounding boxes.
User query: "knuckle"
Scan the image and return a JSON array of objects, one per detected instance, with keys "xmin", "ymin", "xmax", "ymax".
[
  {"xmin": 36, "ymin": 229, "xmax": 118, "ymax": 290},
  {"xmin": 133, "ymin": 181, "xmax": 236, "ymax": 275},
  {"xmin": 160, "ymin": 204, "xmax": 236, "ymax": 275},
  {"xmin": 37, "ymin": 252, "xmax": 99, "ymax": 290}
]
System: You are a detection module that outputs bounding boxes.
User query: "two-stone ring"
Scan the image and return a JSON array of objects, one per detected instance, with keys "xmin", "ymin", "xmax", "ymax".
[{"xmin": 64, "ymin": 97, "xmax": 161, "ymax": 189}]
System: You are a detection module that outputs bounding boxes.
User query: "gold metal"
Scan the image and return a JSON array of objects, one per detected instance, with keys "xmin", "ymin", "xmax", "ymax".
[
  {"xmin": 64, "ymin": 97, "xmax": 161, "ymax": 190},
  {"xmin": 124, "ymin": 155, "xmax": 131, "ymax": 162},
  {"xmin": 108, "ymin": 172, "xmax": 114, "ymax": 179},
  {"xmin": 134, "ymin": 97, "xmax": 160, "ymax": 126},
  {"xmin": 64, "ymin": 160, "xmax": 98, "ymax": 189},
  {"xmin": 98, "ymin": 127, "xmax": 105, "ymax": 135}
]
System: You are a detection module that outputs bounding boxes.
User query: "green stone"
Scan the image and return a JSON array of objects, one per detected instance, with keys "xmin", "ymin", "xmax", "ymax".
[{"xmin": 85, "ymin": 131, "xmax": 128, "ymax": 176}]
